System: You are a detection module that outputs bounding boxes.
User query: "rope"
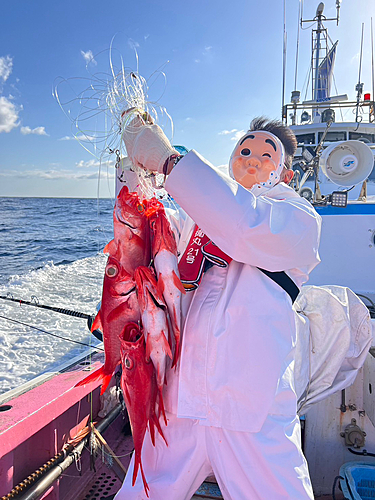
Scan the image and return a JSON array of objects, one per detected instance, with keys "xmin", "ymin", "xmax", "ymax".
[{"xmin": 0, "ymin": 314, "xmax": 104, "ymax": 351}]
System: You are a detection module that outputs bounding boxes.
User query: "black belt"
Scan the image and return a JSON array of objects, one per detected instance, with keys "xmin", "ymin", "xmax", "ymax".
[{"xmin": 257, "ymin": 268, "xmax": 300, "ymax": 303}]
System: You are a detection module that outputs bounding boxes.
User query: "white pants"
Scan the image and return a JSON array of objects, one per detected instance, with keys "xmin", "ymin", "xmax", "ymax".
[{"xmin": 114, "ymin": 412, "xmax": 314, "ymax": 500}]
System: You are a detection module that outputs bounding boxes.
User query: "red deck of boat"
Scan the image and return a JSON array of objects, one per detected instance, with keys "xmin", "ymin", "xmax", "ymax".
[{"xmin": 0, "ymin": 354, "xmax": 107, "ymax": 497}]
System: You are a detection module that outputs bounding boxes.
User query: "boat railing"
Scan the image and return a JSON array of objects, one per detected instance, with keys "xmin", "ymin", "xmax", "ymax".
[{"xmin": 283, "ymin": 99, "xmax": 375, "ymax": 127}]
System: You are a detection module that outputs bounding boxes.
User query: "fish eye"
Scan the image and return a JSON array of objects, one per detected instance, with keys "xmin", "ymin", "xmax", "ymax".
[
  {"xmin": 262, "ymin": 153, "xmax": 272, "ymax": 158},
  {"xmin": 240, "ymin": 148, "xmax": 251, "ymax": 156},
  {"xmin": 124, "ymin": 356, "xmax": 134, "ymax": 370},
  {"xmin": 105, "ymin": 264, "xmax": 118, "ymax": 277},
  {"xmin": 137, "ymin": 203, "xmax": 144, "ymax": 213}
]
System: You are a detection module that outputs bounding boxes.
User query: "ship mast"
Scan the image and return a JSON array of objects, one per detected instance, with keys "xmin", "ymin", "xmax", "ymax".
[{"xmin": 300, "ymin": 1, "xmax": 341, "ymax": 119}]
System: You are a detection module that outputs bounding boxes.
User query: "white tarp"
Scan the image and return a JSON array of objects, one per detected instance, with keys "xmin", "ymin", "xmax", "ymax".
[{"xmin": 294, "ymin": 285, "xmax": 373, "ymax": 415}]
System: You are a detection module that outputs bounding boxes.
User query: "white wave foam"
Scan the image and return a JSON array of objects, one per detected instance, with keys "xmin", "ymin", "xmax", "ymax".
[{"xmin": 0, "ymin": 254, "xmax": 107, "ymax": 395}]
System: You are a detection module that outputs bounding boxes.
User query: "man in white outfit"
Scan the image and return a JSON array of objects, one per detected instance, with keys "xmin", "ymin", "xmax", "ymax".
[{"xmin": 115, "ymin": 116, "xmax": 321, "ymax": 500}]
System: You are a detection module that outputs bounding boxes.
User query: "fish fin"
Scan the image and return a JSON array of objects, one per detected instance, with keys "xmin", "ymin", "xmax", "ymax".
[
  {"xmin": 99, "ymin": 373, "xmax": 114, "ymax": 395},
  {"xmin": 74, "ymin": 366, "xmax": 114, "ymax": 396},
  {"xmin": 156, "ymin": 274, "xmax": 165, "ymax": 296},
  {"xmin": 158, "ymin": 388, "xmax": 168, "ymax": 427},
  {"xmin": 171, "ymin": 311, "xmax": 181, "ymax": 369},
  {"xmin": 103, "ymin": 239, "xmax": 116, "ymax": 254},
  {"xmin": 91, "ymin": 311, "xmax": 102, "ymax": 332},
  {"xmin": 151, "ymin": 413, "xmax": 168, "ymax": 447},
  {"xmin": 145, "ymin": 334, "xmax": 152, "ymax": 362},
  {"xmin": 161, "ymin": 331, "xmax": 173, "ymax": 360},
  {"xmin": 140, "ymin": 462, "xmax": 150, "ymax": 497},
  {"xmin": 107, "ymin": 301, "xmax": 135, "ymax": 323},
  {"xmin": 172, "ymin": 270, "xmax": 186, "ymax": 294},
  {"xmin": 149, "ymin": 419, "xmax": 156, "ymax": 447},
  {"xmin": 132, "ymin": 456, "xmax": 150, "ymax": 497},
  {"xmin": 171, "ymin": 336, "xmax": 181, "ymax": 369}
]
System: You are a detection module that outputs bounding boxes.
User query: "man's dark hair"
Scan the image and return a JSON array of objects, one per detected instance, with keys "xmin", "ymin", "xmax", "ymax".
[{"xmin": 249, "ymin": 117, "xmax": 297, "ymax": 169}]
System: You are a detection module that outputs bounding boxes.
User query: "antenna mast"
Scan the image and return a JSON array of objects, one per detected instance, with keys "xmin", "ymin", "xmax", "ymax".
[
  {"xmin": 300, "ymin": 1, "xmax": 341, "ymax": 118},
  {"xmin": 281, "ymin": 0, "xmax": 287, "ymax": 117},
  {"xmin": 355, "ymin": 23, "xmax": 365, "ymax": 122}
]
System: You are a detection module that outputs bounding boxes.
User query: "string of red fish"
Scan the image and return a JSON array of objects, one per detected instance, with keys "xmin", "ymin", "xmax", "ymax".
[{"xmin": 76, "ymin": 186, "xmax": 184, "ymax": 496}]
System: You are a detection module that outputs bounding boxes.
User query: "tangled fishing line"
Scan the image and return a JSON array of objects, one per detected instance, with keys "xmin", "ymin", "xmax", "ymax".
[{"xmin": 53, "ymin": 42, "xmax": 175, "ymax": 200}]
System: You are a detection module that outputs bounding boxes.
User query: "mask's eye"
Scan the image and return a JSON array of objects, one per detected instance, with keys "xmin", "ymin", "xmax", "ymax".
[
  {"xmin": 105, "ymin": 264, "xmax": 118, "ymax": 277},
  {"xmin": 124, "ymin": 356, "xmax": 134, "ymax": 370},
  {"xmin": 240, "ymin": 148, "xmax": 251, "ymax": 156},
  {"xmin": 137, "ymin": 203, "xmax": 144, "ymax": 213},
  {"xmin": 262, "ymin": 153, "xmax": 271, "ymax": 158}
]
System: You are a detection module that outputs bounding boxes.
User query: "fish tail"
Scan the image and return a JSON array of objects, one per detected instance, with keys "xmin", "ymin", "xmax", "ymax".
[
  {"xmin": 158, "ymin": 387, "xmax": 168, "ymax": 426},
  {"xmin": 74, "ymin": 366, "xmax": 113, "ymax": 395},
  {"xmin": 148, "ymin": 418, "xmax": 156, "ymax": 446},
  {"xmin": 132, "ymin": 454, "xmax": 150, "ymax": 497},
  {"xmin": 151, "ymin": 412, "xmax": 168, "ymax": 447}
]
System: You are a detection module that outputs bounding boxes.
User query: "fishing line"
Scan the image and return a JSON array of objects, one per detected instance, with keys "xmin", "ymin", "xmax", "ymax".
[
  {"xmin": 0, "ymin": 314, "xmax": 104, "ymax": 351},
  {"xmin": 54, "ymin": 40, "xmax": 174, "ymax": 202}
]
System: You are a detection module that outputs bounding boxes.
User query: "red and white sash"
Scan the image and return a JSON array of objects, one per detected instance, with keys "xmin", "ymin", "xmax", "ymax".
[{"xmin": 178, "ymin": 225, "xmax": 232, "ymax": 291}]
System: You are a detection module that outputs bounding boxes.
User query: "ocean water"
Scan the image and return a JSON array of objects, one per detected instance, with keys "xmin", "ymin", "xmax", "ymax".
[{"xmin": 0, "ymin": 197, "xmax": 115, "ymax": 396}]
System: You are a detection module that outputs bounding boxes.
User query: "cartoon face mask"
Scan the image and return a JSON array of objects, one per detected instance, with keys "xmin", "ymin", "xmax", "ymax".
[{"xmin": 229, "ymin": 131, "xmax": 285, "ymax": 195}]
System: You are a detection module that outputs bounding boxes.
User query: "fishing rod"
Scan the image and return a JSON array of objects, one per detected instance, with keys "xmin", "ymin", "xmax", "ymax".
[{"xmin": 0, "ymin": 294, "xmax": 103, "ymax": 341}]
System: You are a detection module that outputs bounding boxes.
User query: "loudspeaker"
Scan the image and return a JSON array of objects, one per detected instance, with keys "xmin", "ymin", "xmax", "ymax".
[{"xmin": 319, "ymin": 140, "xmax": 374, "ymax": 187}]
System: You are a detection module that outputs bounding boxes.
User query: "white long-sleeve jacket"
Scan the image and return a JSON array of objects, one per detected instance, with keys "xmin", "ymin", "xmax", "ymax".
[{"xmin": 163, "ymin": 150, "xmax": 321, "ymax": 433}]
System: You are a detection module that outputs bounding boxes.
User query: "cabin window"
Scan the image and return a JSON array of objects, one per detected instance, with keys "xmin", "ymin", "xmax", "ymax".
[
  {"xmin": 349, "ymin": 132, "xmax": 375, "ymax": 144},
  {"xmin": 295, "ymin": 133, "xmax": 315, "ymax": 145},
  {"xmin": 318, "ymin": 131, "xmax": 347, "ymax": 142}
]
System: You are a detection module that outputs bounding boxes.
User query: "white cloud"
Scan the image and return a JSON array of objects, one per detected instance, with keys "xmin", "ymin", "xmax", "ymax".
[
  {"xmin": 59, "ymin": 134, "xmax": 96, "ymax": 141},
  {"xmin": 76, "ymin": 158, "xmax": 115, "ymax": 169},
  {"xmin": 81, "ymin": 50, "xmax": 97, "ymax": 66},
  {"xmin": 0, "ymin": 56, "xmax": 13, "ymax": 82},
  {"xmin": 20, "ymin": 126, "xmax": 48, "ymax": 136},
  {"xmin": 231, "ymin": 130, "xmax": 246, "ymax": 141},
  {"xmin": 76, "ymin": 159, "xmax": 100, "ymax": 168},
  {"xmin": 219, "ymin": 129, "xmax": 238, "ymax": 135},
  {"xmin": 0, "ymin": 96, "xmax": 19, "ymax": 133},
  {"xmin": 195, "ymin": 46, "xmax": 213, "ymax": 63},
  {"xmin": 218, "ymin": 129, "xmax": 245, "ymax": 141},
  {"xmin": 0, "ymin": 169, "xmax": 115, "ymax": 181}
]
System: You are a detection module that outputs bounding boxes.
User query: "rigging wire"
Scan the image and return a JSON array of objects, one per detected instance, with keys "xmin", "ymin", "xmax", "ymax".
[
  {"xmin": 294, "ymin": 0, "xmax": 302, "ymax": 92},
  {"xmin": 372, "ymin": 17, "xmax": 375, "ymax": 120},
  {"xmin": 355, "ymin": 23, "xmax": 365, "ymax": 123},
  {"xmin": 281, "ymin": 0, "xmax": 287, "ymax": 115},
  {"xmin": 0, "ymin": 314, "xmax": 104, "ymax": 351}
]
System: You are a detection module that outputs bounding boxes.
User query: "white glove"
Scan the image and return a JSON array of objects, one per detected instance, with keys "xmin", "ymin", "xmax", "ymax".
[{"xmin": 123, "ymin": 121, "xmax": 178, "ymax": 174}]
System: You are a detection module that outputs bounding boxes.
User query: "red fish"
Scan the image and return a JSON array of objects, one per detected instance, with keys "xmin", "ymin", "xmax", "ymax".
[
  {"xmin": 150, "ymin": 206, "xmax": 185, "ymax": 367},
  {"xmin": 76, "ymin": 255, "xmax": 140, "ymax": 394},
  {"xmin": 120, "ymin": 322, "xmax": 167, "ymax": 497},
  {"xmin": 134, "ymin": 266, "xmax": 172, "ymax": 415},
  {"xmin": 104, "ymin": 186, "xmax": 151, "ymax": 275}
]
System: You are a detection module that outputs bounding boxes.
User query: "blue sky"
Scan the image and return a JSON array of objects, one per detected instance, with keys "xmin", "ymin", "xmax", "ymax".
[{"xmin": 0, "ymin": 0, "xmax": 374, "ymax": 198}]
